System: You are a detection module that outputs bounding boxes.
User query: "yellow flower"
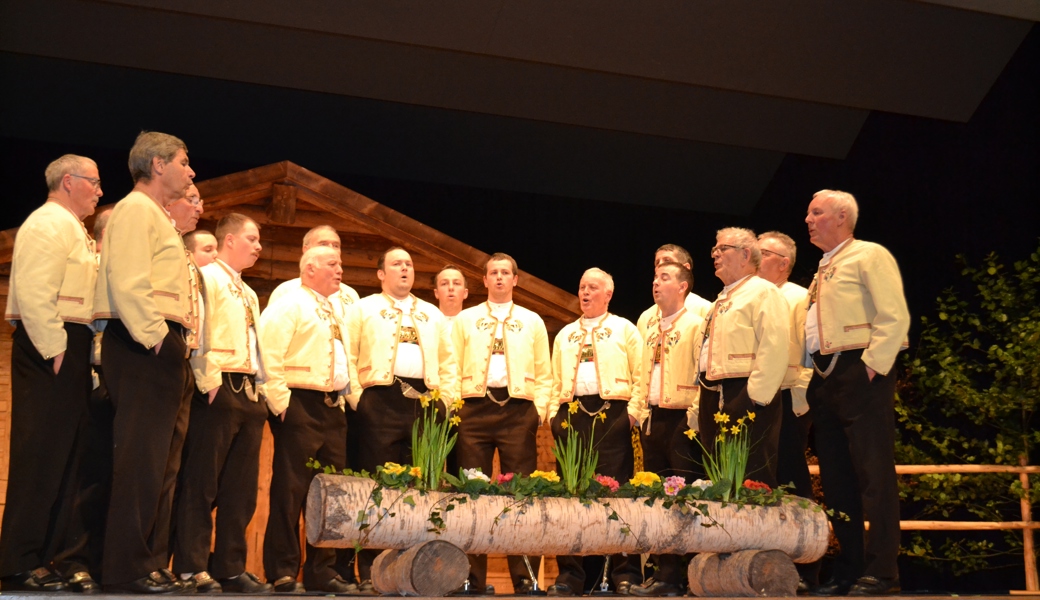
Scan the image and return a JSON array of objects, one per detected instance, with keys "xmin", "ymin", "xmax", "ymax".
[
  {"xmin": 713, "ymin": 412, "xmax": 730, "ymax": 424},
  {"xmin": 747, "ymin": 411, "xmax": 756, "ymax": 422},
  {"xmin": 451, "ymin": 398, "xmax": 465, "ymax": 412},
  {"xmin": 598, "ymin": 412, "xmax": 607, "ymax": 422},
  {"xmin": 684, "ymin": 428, "xmax": 696, "ymax": 440},
  {"xmin": 409, "ymin": 466, "xmax": 422, "ymax": 478},
  {"xmin": 629, "ymin": 471, "xmax": 661, "ymax": 487},
  {"xmin": 531, "ymin": 470, "xmax": 560, "ymax": 482},
  {"xmin": 716, "ymin": 433, "xmax": 726, "ymax": 443},
  {"xmin": 560, "ymin": 421, "xmax": 569, "ymax": 429},
  {"xmin": 568, "ymin": 401, "xmax": 579, "ymax": 415},
  {"xmin": 736, "ymin": 417, "xmax": 746, "ymax": 426},
  {"xmin": 729, "ymin": 425, "xmax": 740, "ymax": 435},
  {"xmin": 419, "ymin": 395, "xmax": 431, "ymax": 409},
  {"xmin": 383, "ymin": 462, "xmax": 406, "ymax": 476},
  {"xmin": 449, "ymin": 415, "xmax": 462, "ymax": 426},
  {"xmin": 429, "ymin": 389, "xmax": 442, "ymax": 402}
]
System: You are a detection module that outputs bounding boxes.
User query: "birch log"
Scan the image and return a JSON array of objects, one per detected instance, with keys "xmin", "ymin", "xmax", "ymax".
[
  {"xmin": 371, "ymin": 541, "xmax": 470, "ymax": 596},
  {"xmin": 687, "ymin": 550, "xmax": 799, "ymax": 597},
  {"xmin": 306, "ymin": 475, "xmax": 828, "ymax": 562}
]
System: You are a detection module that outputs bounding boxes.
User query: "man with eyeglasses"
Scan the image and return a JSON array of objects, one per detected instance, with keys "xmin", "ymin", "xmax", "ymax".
[
  {"xmin": 1, "ymin": 155, "xmax": 102, "ymax": 593},
  {"xmin": 696, "ymin": 228, "xmax": 789, "ymax": 490},
  {"xmin": 756, "ymin": 231, "xmax": 819, "ymax": 592},
  {"xmin": 803, "ymin": 190, "xmax": 909, "ymax": 597},
  {"xmin": 93, "ymin": 131, "xmax": 198, "ymax": 594}
]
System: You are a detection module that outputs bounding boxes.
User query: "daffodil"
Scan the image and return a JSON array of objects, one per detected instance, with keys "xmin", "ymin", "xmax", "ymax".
[
  {"xmin": 736, "ymin": 417, "xmax": 746, "ymax": 426},
  {"xmin": 747, "ymin": 411, "xmax": 756, "ymax": 422},
  {"xmin": 568, "ymin": 401, "xmax": 579, "ymax": 415},
  {"xmin": 729, "ymin": 425, "xmax": 740, "ymax": 435},
  {"xmin": 383, "ymin": 462, "xmax": 406, "ymax": 476},
  {"xmin": 560, "ymin": 421, "xmax": 569, "ymax": 429},
  {"xmin": 449, "ymin": 415, "xmax": 462, "ymax": 426},
  {"xmin": 429, "ymin": 389, "xmax": 442, "ymax": 402},
  {"xmin": 713, "ymin": 412, "xmax": 730, "ymax": 424},
  {"xmin": 451, "ymin": 398, "xmax": 465, "ymax": 412},
  {"xmin": 419, "ymin": 395, "xmax": 431, "ymax": 409},
  {"xmin": 598, "ymin": 412, "xmax": 607, "ymax": 422},
  {"xmin": 629, "ymin": 471, "xmax": 661, "ymax": 487},
  {"xmin": 684, "ymin": 428, "xmax": 696, "ymax": 440}
]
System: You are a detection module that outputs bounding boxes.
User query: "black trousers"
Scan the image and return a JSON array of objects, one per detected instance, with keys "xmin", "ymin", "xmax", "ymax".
[
  {"xmin": 456, "ymin": 392, "xmax": 541, "ymax": 589},
  {"xmin": 0, "ymin": 322, "xmax": 92, "ymax": 577},
  {"xmin": 100, "ymin": 319, "xmax": 191, "ymax": 585},
  {"xmin": 264, "ymin": 388, "xmax": 347, "ymax": 586},
  {"xmin": 697, "ymin": 377, "xmax": 782, "ymax": 489},
  {"xmin": 349, "ymin": 378, "xmax": 429, "ymax": 582},
  {"xmin": 53, "ymin": 364, "xmax": 114, "ymax": 580},
  {"xmin": 551, "ymin": 396, "xmax": 641, "ymax": 591},
  {"xmin": 808, "ymin": 350, "xmax": 900, "ymax": 582},
  {"xmin": 172, "ymin": 373, "xmax": 267, "ymax": 578},
  {"xmin": 775, "ymin": 389, "xmax": 821, "ymax": 585},
  {"xmin": 638, "ymin": 405, "xmax": 703, "ymax": 587}
]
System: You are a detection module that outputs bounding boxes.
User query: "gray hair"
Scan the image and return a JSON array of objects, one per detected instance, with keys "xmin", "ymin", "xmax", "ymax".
[
  {"xmin": 582, "ymin": 267, "xmax": 615, "ymax": 293},
  {"xmin": 813, "ymin": 189, "xmax": 859, "ymax": 232},
  {"xmin": 758, "ymin": 230, "xmax": 797, "ymax": 274},
  {"xmin": 302, "ymin": 225, "xmax": 339, "ymax": 250},
  {"xmin": 300, "ymin": 245, "xmax": 338, "ymax": 274},
  {"xmin": 45, "ymin": 155, "xmax": 96, "ymax": 192},
  {"xmin": 128, "ymin": 131, "xmax": 187, "ymax": 184},
  {"xmin": 717, "ymin": 227, "xmax": 761, "ymax": 270}
]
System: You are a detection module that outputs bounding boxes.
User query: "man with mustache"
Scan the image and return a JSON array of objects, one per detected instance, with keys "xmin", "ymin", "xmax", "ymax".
[
  {"xmin": 93, "ymin": 131, "xmax": 198, "ymax": 593},
  {"xmin": 1, "ymin": 154, "xmax": 102, "ymax": 592},
  {"xmin": 260, "ymin": 246, "xmax": 353, "ymax": 594},
  {"xmin": 171, "ymin": 213, "xmax": 272, "ymax": 594},
  {"xmin": 344, "ymin": 247, "xmax": 457, "ymax": 593},
  {"xmin": 803, "ymin": 190, "xmax": 909, "ymax": 597}
]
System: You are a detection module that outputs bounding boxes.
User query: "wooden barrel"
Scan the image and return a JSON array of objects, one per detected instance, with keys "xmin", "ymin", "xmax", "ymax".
[
  {"xmin": 687, "ymin": 550, "xmax": 799, "ymax": 597},
  {"xmin": 371, "ymin": 540, "xmax": 470, "ymax": 596}
]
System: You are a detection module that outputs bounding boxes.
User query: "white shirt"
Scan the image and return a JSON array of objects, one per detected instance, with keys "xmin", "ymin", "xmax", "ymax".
[
  {"xmin": 805, "ymin": 238, "xmax": 852, "ymax": 354},
  {"xmin": 647, "ymin": 309, "xmax": 682, "ymax": 406},
  {"xmin": 220, "ymin": 260, "xmax": 263, "ymax": 378},
  {"xmin": 574, "ymin": 314, "xmax": 608, "ymax": 397},
  {"xmin": 314, "ymin": 290, "xmax": 350, "ymax": 391},
  {"xmin": 486, "ymin": 300, "xmax": 512, "ymax": 388},
  {"xmin": 391, "ymin": 295, "xmax": 425, "ymax": 379}
]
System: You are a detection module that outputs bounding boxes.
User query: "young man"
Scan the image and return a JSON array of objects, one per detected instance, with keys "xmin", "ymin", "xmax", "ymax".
[
  {"xmin": 452, "ymin": 253, "xmax": 552, "ymax": 594},
  {"xmin": 433, "ymin": 264, "xmax": 469, "ymax": 321}
]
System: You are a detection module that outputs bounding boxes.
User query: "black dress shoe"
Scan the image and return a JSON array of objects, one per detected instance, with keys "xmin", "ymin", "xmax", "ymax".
[
  {"xmin": 315, "ymin": 575, "xmax": 359, "ymax": 594},
  {"xmin": 809, "ymin": 578, "xmax": 855, "ymax": 596},
  {"xmin": 219, "ymin": 571, "xmax": 273, "ymax": 594},
  {"xmin": 514, "ymin": 577, "xmax": 535, "ymax": 594},
  {"xmin": 547, "ymin": 583, "xmax": 580, "ymax": 596},
  {"xmin": 848, "ymin": 576, "xmax": 900, "ymax": 596},
  {"xmin": 272, "ymin": 576, "xmax": 305, "ymax": 594},
  {"xmin": 68, "ymin": 571, "xmax": 101, "ymax": 594},
  {"xmin": 615, "ymin": 581, "xmax": 636, "ymax": 595},
  {"xmin": 628, "ymin": 580, "xmax": 680, "ymax": 597},
  {"xmin": 106, "ymin": 571, "xmax": 181, "ymax": 594},
  {"xmin": 1, "ymin": 567, "xmax": 68, "ymax": 592},
  {"xmin": 184, "ymin": 571, "xmax": 222, "ymax": 593}
]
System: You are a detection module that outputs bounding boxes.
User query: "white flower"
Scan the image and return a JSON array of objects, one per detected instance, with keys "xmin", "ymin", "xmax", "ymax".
[
  {"xmin": 690, "ymin": 479, "xmax": 712, "ymax": 489},
  {"xmin": 462, "ymin": 468, "xmax": 490, "ymax": 482}
]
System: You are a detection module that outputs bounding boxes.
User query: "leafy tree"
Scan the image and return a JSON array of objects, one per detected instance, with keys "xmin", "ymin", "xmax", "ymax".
[{"xmin": 895, "ymin": 242, "xmax": 1040, "ymax": 575}]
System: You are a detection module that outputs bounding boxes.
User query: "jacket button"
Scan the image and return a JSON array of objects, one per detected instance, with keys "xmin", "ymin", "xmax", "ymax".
[{"xmin": 604, "ymin": 389, "xmax": 611, "ymax": 394}]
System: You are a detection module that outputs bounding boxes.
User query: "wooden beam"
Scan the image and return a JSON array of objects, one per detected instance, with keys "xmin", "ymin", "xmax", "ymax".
[
  {"xmin": 266, "ymin": 183, "xmax": 297, "ymax": 225},
  {"xmin": 0, "ymin": 227, "xmax": 18, "ymax": 264},
  {"xmin": 195, "ymin": 162, "xmax": 290, "ymax": 209}
]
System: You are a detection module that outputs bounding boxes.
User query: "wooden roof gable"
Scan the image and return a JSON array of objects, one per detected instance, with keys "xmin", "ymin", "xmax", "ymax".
[{"xmin": 195, "ymin": 161, "xmax": 580, "ymax": 334}]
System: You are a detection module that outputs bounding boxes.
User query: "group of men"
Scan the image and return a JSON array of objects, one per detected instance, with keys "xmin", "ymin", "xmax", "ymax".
[{"xmin": 1, "ymin": 129, "xmax": 910, "ymax": 598}]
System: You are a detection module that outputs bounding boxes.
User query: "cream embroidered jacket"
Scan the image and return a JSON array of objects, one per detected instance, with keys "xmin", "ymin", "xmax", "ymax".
[
  {"xmin": 779, "ymin": 281, "xmax": 812, "ymax": 416},
  {"xmin": 93, "ymin": 191, "xmax": 192, "ymax": 349},
  {"xmin": 5, "ymin": 201, "xmax": 98, "ymax": 359},
  {"xmin": 637, "ymin": 306, "xmax": 705, "ymax": 418},
  {"xmin": 452, "ymin": 302, "xmax": 552, "ymax": 422},
  {"xmin": 806, "ymin": 239, "xmax": 910, "ymax": 375},
  {"xmin": 549, "ymin": 313, "xmax": 645, "ymax": 423},
  {"xmin": 259, "ymin": 285, "xmax": 350, "ymax": 416},
  {"xmin": 696, "ymin": 275, "xmax": 790, "ymax": 405},
  {"xmin": 345, "ymin": 293, "xmax": 456, "ymax": 410},
  {"xmin": 268, "ymin": 278, "xmax": 360, "ymax": 319},
  {"xmin": 191, "ymin": 260, "xmax": 264, "ymax": 395}
]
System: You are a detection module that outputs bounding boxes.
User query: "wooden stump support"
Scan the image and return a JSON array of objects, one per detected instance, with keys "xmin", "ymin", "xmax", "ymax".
[
  {"xmin": 371, "ymin": 540, "xmax": 470, "ymax": 596},
  {"xmin": 687, "ymin": 550, "xmax": 799, "ymax": 597}
]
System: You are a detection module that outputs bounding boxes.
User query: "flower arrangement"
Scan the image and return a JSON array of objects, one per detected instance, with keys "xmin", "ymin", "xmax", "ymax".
[
  {"xmin": 551, "ymin": 400, "xmax": 603, "ymax": 495},
  {"xmin": 409, "ymin": 390, "xmax": 463, "ymax": 491},
  {"xmin": 688, "ymin": 410, "xmax": 762, "ymax": 502}
]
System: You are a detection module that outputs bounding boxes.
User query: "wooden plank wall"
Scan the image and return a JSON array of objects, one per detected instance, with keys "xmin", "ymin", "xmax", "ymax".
[{"xmin": 0, "ymin": 280, "xmax": 12, "ymax": 525}]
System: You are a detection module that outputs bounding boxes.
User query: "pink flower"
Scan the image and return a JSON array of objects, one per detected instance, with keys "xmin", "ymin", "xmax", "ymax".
[
  {"xmin": 595, "ymin": 474, "xmax": 620, "ymax": 493},
  {"xmin": 664, "ymin": 476, "xmax": 686, "ymax": 496},
  {"xmin": 496, "ymin": 472, "xmax": 514, "ymax": 484},
  {"xmin": 743, "ymin": 479, "xmax": 772, "ymax": 493}
]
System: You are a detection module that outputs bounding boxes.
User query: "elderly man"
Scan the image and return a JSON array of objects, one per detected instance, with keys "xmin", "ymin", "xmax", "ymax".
[
  {"xmin": 756, "ymin": 231, "xmax": 819, "ymax": 591},
  {"xmin": 433, "ymin": 264, "xmax": 469, "ymax": 322},
  {"xmin": 546, "ymin": 268, "xmax": 644, "ymax": 597},
  {"xmin": 345, "ymin": 247, "xmax": 456, "ymax": 592},
  {"xmin": 93, "ymin": 131, "xmax": 196, "ymax": 594},
  {"xmin": 260, "ymin": 246, "xmax": 353, "ymax": 594},
  {"xmin": 1, "ymin": 155, "xmax": 102, "ymax": 592},
  {"xmin": 268, "ymin": 225, "xmax": 360, "ymax": 318},
  {"xmin": 452, "ymin": 252, "xmax": 552, "ymax": 595},
  {"xmin": 172, "ymin": 213, "xmax": 272, "ymax": 594},
  {"xmin": 697, "ymin": 228, "xmax": 789, "ymax": 489},
  {"xmin": 630, "ymin": 261, "xmax": 704, "ymax": 597},
  {"xmin": 804, "ymin": 190, "xmax": 909, "ymax": 597}
]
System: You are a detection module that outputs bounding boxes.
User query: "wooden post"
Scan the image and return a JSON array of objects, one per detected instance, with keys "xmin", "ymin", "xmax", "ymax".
[
  {"xmin": 1020, "ymin": 455, "xmax": 1038, "ymax": 592},
  {"xmin": 266, "ymin": 183, "xmax": 297, "ymax": 224}
]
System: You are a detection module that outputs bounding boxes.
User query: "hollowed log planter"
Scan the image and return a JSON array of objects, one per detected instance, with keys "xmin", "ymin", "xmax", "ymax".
[{"xmin": 305, "ymin": 474, "xmax": 828, "ymax": 562}]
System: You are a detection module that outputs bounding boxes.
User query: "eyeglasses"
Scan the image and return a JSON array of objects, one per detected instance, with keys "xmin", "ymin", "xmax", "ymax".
[
  {"xmin": 760, "ymin": 248, "xmax": 789, "ymax": 259},
  {"xmin": 69, "ymin": 174, "xmax": 101, "ymax": 190},
  {"xmin": 187, "ymin": 195, "xmax": 202, "ymax": 207},
  {"xmin": 710, "ymin": 244, "xmax": 742, "ymax": 257}
]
